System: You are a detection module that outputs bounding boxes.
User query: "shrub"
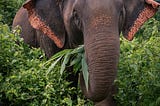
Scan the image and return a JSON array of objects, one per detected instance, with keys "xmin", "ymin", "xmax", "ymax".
[
  {"xmin": 0, "ymin": 0, "xmax": 25, "ymax": 25},
  {"xmin": 0, "ymin": 23, "xmax": 93, "ymax": 105},
  {"xmin": 116, "ymin": 18, "xmax": 160, "ymax": 106}
]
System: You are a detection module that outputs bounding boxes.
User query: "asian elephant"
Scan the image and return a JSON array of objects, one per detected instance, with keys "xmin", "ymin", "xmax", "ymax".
[{"xmin": 13, "ymin": 0, "xmax": 160, "ymax": 105}]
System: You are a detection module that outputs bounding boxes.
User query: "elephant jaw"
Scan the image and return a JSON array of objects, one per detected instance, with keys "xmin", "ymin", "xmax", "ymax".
[{"xmin": 124, "ymin": 5, "xmax": 158, "ymax": 41}]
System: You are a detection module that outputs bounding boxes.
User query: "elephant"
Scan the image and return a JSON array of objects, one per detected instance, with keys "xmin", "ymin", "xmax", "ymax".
[{"xmin": 13, "ymin": 0, "xmax": 160, "ymax": 105}]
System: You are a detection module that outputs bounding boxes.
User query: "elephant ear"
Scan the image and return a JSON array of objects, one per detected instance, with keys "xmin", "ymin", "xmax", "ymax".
[
  {"xmin": 122, "ymin": 0, "xmax": 159, "ymax": 41},
  {"xmin": 23, "ymin": 0, "xmax": 65, "ymax": 48}
]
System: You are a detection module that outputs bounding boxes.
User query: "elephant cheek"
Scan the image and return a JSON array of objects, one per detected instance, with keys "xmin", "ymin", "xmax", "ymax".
[{"xmin": 123, "ymin": 5, "xmax": 157, "ymax": 41}]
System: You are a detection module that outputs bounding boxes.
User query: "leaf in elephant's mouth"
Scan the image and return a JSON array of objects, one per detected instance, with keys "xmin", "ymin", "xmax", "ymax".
[{"xmin": 126, "ymin": 5, "xmax": 157, "ymax": 41}]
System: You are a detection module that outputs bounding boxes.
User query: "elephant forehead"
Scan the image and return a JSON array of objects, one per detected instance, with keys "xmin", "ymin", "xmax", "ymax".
[{"xmin": 86, "ymin": 0, "xmax": 114, "ymax": 10}]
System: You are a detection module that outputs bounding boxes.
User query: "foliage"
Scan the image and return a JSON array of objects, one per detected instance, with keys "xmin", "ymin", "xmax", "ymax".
[
  {"xmin": 0, "ymin": 0, "xmax": 25, "ymax": 25},
  {"xmin": 44, "ymin": 45, "xmax": 89, "ymax": 91},
  {"xmin": 115, "ymin": 18, "xmax": 160, "ymax": 106},
  {"xmin": 0, "ymin": 23, "xmax": 93, "ymax": 105}
]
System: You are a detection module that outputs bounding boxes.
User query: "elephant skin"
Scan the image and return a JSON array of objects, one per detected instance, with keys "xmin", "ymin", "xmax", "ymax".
[
  {"xmin": 12, "ymin": 7, "xmax": 39, "ymax": 48},
  {"xmin": 13, "ymin": 7, "xmax": 62, "ymax": 58},
  {"xmin": 13, "ymin": 0, "xmax": 160, "ymax": 105}
]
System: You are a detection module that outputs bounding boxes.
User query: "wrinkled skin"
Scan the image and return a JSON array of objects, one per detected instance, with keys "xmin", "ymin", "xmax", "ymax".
[
  {"xmin": 13, "ymin": 0, "xmax": 159, "ymax": 105},
  {"xmin": 13, "ymin": 7, "xmax": 39, "ymax": 48},
  {"xmin": 12, "ymin": 7, "xmax": 61, "ymax": 58}
]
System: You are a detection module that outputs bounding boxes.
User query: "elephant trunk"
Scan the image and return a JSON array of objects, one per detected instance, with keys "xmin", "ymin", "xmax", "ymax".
[{"xmin": 80, "ymin": 23, "xmax": 120, "ymax": 102}]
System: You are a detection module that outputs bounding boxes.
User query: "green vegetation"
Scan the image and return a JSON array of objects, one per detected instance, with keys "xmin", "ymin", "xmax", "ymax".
[
  {"xmin": 0, "ymin": 23, "xmax": 92, "ymax": 105},
  {"xmin": 0, "ymin": 0, "xmax": 25, "ymax": 25},
  {"xmin": 116, "ymin": 18, "xmax": 160, "ymax": 106},
  {"xmin": 45, "ymin": 45, "xmax": 89, "ymax": 91},
  {"xmin": 0, "ymin": 0, "xmax": 160, "ymax": 105}
]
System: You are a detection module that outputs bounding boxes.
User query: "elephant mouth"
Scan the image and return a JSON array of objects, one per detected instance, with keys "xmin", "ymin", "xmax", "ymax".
[{"xmin": 125, "ymin": 5, "xmax": 157, "ymax": 41}]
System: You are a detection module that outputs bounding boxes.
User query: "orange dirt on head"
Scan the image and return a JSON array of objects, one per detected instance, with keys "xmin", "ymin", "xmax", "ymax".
[
  {"xmin": 28, "ymin": 10, "xmax": 64, "ymax": 48},
  {"xmin": 126, "ymin": 5, "xmax": 157, "ymax": 41}
]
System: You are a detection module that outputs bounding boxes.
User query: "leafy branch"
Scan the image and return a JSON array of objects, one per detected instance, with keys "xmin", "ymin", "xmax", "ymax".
[{"xmin": 43, "ymin": 45, "xmax": 89, "ymax": 91}]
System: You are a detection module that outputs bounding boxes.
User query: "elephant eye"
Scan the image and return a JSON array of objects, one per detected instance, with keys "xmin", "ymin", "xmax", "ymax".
[{"xmin": 72, "ymin": 10, "xmax": 82, "ymax": 30}]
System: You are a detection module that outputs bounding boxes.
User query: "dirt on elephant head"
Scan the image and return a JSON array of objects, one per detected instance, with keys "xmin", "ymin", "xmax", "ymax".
[
  {"xmin": 126, "ymin": 5, "xmax": 157, "ymax": 41},
  {"xmin": 28, "ymin": 10, "xmax": 64, "ymax": 48}
]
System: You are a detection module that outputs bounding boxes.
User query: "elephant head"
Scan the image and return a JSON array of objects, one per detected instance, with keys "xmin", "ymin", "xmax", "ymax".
[{"xmin": 23, "ymin": 0, "xmax": 159, "ymax": 105}]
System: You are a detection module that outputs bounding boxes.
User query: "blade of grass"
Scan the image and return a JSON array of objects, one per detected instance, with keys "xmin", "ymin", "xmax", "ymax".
[
  {"xmin": 81, "ymin": 54, "xmax": 89, "ymax": 91},
  {"xmin": 46, "ymin": 56, "xmax": 62, "ymax": 75},
  {"xmin": 70, "ymin": 45, "xmax": 84, "ymax": 54},
  {"xmin": 60, "ymin": 53, "xmax": 71, "ymax": 75},
  {"xmin": 44, "ymin": 49, "xmax": 72, "ymax": 66},
  {"xmin": 70, "ymin": 54, "xmax": 82, "ymax": 66}
]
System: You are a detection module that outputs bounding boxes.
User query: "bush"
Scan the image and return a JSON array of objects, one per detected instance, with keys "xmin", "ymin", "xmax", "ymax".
[
  {"xmin": 0, "ymin": 23, "xmax": 93, "ymax": 105},
  {"xmin": 116, "ymin": 18, "xmax": 160, "ymax": 106},
  {"xmin": 0, "ymin": 0, "xmax": 25, "ymax": 25}
]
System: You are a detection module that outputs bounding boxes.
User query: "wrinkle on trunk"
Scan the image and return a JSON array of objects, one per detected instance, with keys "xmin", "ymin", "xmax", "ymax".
[{"xmin": 80, "ymin": 31, "xmax": 120, "ymax": 102}]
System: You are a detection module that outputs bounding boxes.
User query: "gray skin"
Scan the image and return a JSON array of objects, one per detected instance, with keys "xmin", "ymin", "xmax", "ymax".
[
  {"xmin": 13, "ymin": 0, "xmax": 158, "ymax": 105},
  {"xmin": 12, "ymin": 7, "xmax": 39, "ymax": 48},
  {"xmin": 12, "ymin": 7, "xmax": 61, "ymax": 58}
]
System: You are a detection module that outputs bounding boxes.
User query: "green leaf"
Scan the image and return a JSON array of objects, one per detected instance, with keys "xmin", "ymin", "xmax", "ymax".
[
  {"xmin": 62, "ymin": 98, "xmax": 72, "ymax": 106},
  {"xmin": 46, "ymin": 56, "xmax": 62, "ymax": 75},
  {"xmin": 44, "ymin": 49, "xmax": 72, "ymax": 66},
  {"xmin": 156, "ymin": 97, "xmax": 160, "ymax": 106},
  {"xmin": 70, "ymin": 45, "xmax": 84, "ymax": 54},
  {"xmin": 70, "ymin": 54, "xmax": 82, "ymax": 66},
  {"xmin": 60, "ymin": 53, "xmax": 71, "ymax": 75},
  {"xmin": 81, "ymin": 54, "xmax": 89, "ymax": 91}
]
